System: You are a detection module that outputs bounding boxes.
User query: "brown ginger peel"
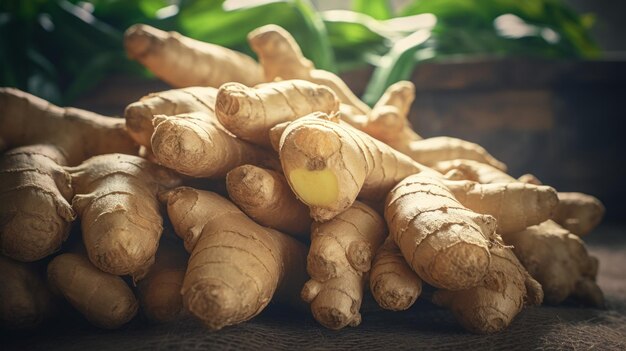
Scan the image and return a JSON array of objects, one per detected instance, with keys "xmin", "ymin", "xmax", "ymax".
[
  {"xmin": 125, "ymin": 24, "xmax": 264, "ymax": 88},
  {"xmin": 162, "ymin": 187, "xmax": 307, "ymax": 330},
  {"xmin": 226, "ymin": 165, "xmax": 311, "ymax": 239},
  {"xmin": 385, "ymin": 173, "xmax": 497, "ymax": 291},
  {"xmin": 216, "ymin": 79, "xmax": 340, "ymax": 147},
  {"xmin": 47, "ymin": 253, "xmax": 138, "ymax": 329},
  {"xmin": 66, "ymin": 154, "xmax": 181, "ymax": 279}
]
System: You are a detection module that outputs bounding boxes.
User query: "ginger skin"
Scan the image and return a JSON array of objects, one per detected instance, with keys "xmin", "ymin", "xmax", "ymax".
[
  {"xmin": 278, "ymin": 112, "xmax": 431, "ymax": 221},
  {"xmin": 552, "ymin": 192, "xmax": 605, "ymax": 237},
  {"xmin": 385, "ymin": 173, "xmax": 497, "ymax": 291},
  {"xmin": 0, "ymin": 88, "xmax": 137, "ymax": 262},
  {"xmin": 0, "ymin": 255, "xmax": 55, "ymax": 330},
  {"xmin": 162, "ymin": 187, "xmax": 307, "ymax": 330},
  {"xmin": 125, "ymin": 24, "xmax": 264, "ymax": 88},
  {"xmin": 125, "ymin": 87, "xmax": 217, "ymax": 148},
  {"xmin": 369, "ymin": 237, "xmax": 422, "ymax": 311},
  {"xmin": 248, "ymin": 25, "xmax": 371, "ymax": 115},
  {"xmin": 47, "ymin": 253, "xmax": 138, "ymax": 329},
  {"xmin": 226, "ymin": 165, "xmax": 311, "ymax": 239},
  {"xmin": 433, "ymin": 159, "xmax": 604, "ymax": 306},
  {"xmin": 137, "ymin": 238, "xmax": 188, "ymax": 323},
  {"xmin": 151, "ymin": 111, "xmax": 277, "ymax": 178},
  {"xmin": 432, "ymin": 237, "xmax": 543, "ymax": 334},
  {"xmin": 302, "ymin": 201, "xmax": 386, "ymax": 330},
  {"xmin": 216, "ymin": 80, "xmax": 340, "ymax": 147},
  {"xmin": 66, "ymin": 154, "xmax": 181, "ymax": 279}
]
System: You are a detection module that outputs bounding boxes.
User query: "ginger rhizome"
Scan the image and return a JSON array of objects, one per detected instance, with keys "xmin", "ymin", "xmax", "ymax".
[
  {"xmin": 0, "ymin": 255, "xmax": 55, "ymax": 330},
  {"xmin": 66, "ymin": 154, "xmax": 180, "ymax": 279},
  {"xmin": 443, "ymin": 180, "xmax": 559, "ymax": 234},
  {"xmin": 47, "ymin": 253, "xmax": 138, "ymax": 329},
  {"xmin": 385, "ymin": 173, "xmax": 497, "ymax": 290},
  {"xmin": 162, "ymin": 187, "xmax": 307, "ymax": 330},
  {"xmin": 248, "ymin": 24, "xmax": 371, "ymax": 115},
  {"xmin": 226, "ymin": 165, "xmax": 311, "ymax": 239},
  {"xmin": 0, "ymin": 88, "xmax": 137, "ymax": 262},
  {"xmin": 503, "ymin": 220, "xmax": 604, "ymax": 306},
  {"xmin": 432, "ymin": 237, "xmax": 543, "ymax": 334},
  {"xmin": 553, "ymin": 192, "xmax": 605, "ymax": 237},
  {"xmin": 369, "ymin": 237, "xmax": 423, "ymax": 311},
  {"xmin": 433, "ymin": 159, "xmax": 604, "ymax": 306},
  {"xmin": 302, "ymin": 201, "xmax": 386, "ymax": 329},
  {"xmin": 125, "ymin": 87, "xmax": 217, "ymax": 148},
  {"xmin": 137, "ymin": 237, "xmax": 188, "ymax": 323},
  {"xmin": 125, "ymin": 24, "xmax": 264, "ymax": 88},
  {"xmin": 151, "ymin": 111, "xmax": 277, "ymax": 178},
  {"xmin": 216, "ymin": 80, "xmax": 340, "ymax": 147},
  {"xmin": 278, "ymin": 112, "xmax": 430, "ymax": 221}
]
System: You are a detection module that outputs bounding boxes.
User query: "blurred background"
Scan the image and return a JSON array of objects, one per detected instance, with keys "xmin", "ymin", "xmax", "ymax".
[{"xmin": 1, "ymin": 0, "xmax": 625, "ymax": 222}]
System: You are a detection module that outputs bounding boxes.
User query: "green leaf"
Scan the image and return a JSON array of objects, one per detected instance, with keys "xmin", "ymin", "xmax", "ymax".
[
  {"xmin": 363, "ymin": 29, "xmax": 433, "ymax": 105},
  {"xmin": 352, "ymin": 0, "xmax": 392, "ymax": 20}
]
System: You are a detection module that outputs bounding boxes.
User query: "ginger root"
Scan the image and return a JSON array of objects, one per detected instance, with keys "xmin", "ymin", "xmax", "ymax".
[
  {"xmin": 1, "ymin": 255, "xmax": 55, "ymax": 330},
  {"xmin": 302, "ymin": 201, "xmax": 386, "ymax": 329},
  {"xmin": 151, "ymin": 111, "xmax": 277, "ymax": 178},
  {"xmin": 553, "ymin": 192, "xmax": 605, "ymax": 237},
  {"xmin": 66, "ymin": 154, "xmax": 180, "ymax": 279},
  {"xmin": 137, "ymin": 237, "xmax": 188, "ymax": 323},
  {"xmin": 216, "ymin": 80, "xmax": 340, "ymax": 147},
  {"xmin": 433, "ymin": 159, "xmax": 604, "ymax": 306},
  {"xmin": 226, "ymin": 165, "xmax": 311, "ymax": 239},
  {"xmin": 125, "ymin": 87, "xmax": 217, "ymax": 147},
  {"xmin": 248, "ymin": 24, "xmax": 371, "ymax": 115},
  {"xmin": 443, "ymin": 180, "xmax": 559, "ymax": 234},
  {"xmin": 47, "ymin": 253, "xmax": 138, "ymax": 329},
  {"xmin": 502, "ymin": 220, "xmax": 604, "ymax": 307},
  {"xmin": 162, "ymin": 187, "xmax": 307, "ymax": 330},
  {"xmin": 278, "ymin": 112, "xmax": 430, "ymax": 221},
  {"xmin": 432, "ymin": 237, "xmax": 543, "ymax": 334},
  {"xmin": 369, "ymin": 237, "xmax": 422, "ymax": 311},
  {"xmin": 385, "ymin": 173, "xmax": 497, "ymax": 290},
  {"xmin": 0, "ymin": 88, "xmax": 137, "ymax": 262},
  {"xmin": 125, "ymin": 24, "xmax": 264, "ymax": 88}
]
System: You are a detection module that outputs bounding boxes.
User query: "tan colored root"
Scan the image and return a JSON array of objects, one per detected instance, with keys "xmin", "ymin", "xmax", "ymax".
[
  {"xmin": 248, "ymin": 24, "xmax": 371, "ymax": 115},
  {"xmin": 0, "ymin": 146, "xmax": 74, "ymax": 261},
  {"xmin": 0, "ymin": 89, "xmax": 137, "ymax": 262},
  {"xmin": 124, "ymin": 24, "xmax": 264, "ymax": 88},
  {"xmin": 279, "ymin": 112, "xmax": 430, "ymax": 221},
  {"xmin": 269, "ymin": 121, "xmax": 290, "ymax": 152},
  {"xmin": 552, "ymin": 192, "xmax": 605, "ymax": 237},
  {"xmin": 162, "ymin": 187, "xmax": 307, "ymax": 330},
  {"xmin": 0, "ymin": 88, "xmax": 137, "ymax": 166},
  {"xmin": 517, "ymin": 173, "xmax": 543, "ymax": 185},
  {"xmin": 385, "ymin": 173, "xmax": 496, "ymax": 290},
  {"xmin": 369, "ymin": 237, "xmax": 422, "ymax": 311},
  {"xmin": 307, "ymin": 201, "xmax": 386, "ymax": 281},
  {"xmin": 216, "ymin": 80, "xmax": 340, "ymax": 147},
  {"xmin": 359, "ymin": 81, "xmax": 421, "ymax": 146},
  {"xmin": 226, "ymin": 165, "xmax": 311, "ymax": 239},
  {"xmin": 0, "ymin": 255, "xmax": 55, "ymax": 330},
  {"xmin": 401, "ymin": 137, "xmax": 507, "ymax": 171},
  {"xmin": 303, "ymin": 201, "xmax": 385, "ymax": 330},
  {"xmin": 137, "ymin": 238, "xmax": 188, "ymax": 323},
  {"xmin": 67, "ymin": 154, "xmax": 180, "ymax": 279},
  {"xmin": 151, "ymin": 111, "xmax": 277, "ymax": 178},
  {"xmin": 443, "ymin": 180, "xmax": 559, "ymax": 234},
  {"xmin": 301, "ymin": 270, "xmax": 364, "ymax": 330},
  {"xmin": 432, "ymin": 237, "xmax": 543, "ymax": 334},
  {"xmin": 502, "ymin": 220, "xmax": 604, "ymax": 306},
  {"xmin": 125, "ymin": 87, "xmax": 217, "ymax": 147},
  {"xmin": 434, "ymin": 159, "xmax": 515, "ymax": 184},
  {"xmin": 47, "ymin": 253, "xmax": 138, "ymax": 329}
]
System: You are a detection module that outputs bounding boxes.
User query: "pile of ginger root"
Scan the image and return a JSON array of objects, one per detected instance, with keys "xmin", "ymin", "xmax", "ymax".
[{"xmin": 0, "ymin": 23, "xmax": 606, "ymax": 335}]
